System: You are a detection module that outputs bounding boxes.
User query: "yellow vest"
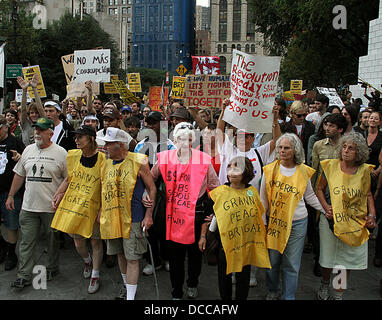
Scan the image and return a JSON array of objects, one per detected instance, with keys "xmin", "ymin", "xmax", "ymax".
[
  {"xmin": 210, "ymin": 185, "xmax": 271, "ymax": 274},
  {"xmin": 321, "ymin": 159, "xmax": 373, "ymax": 246},
  {"xmin": 100, "ymin": 152, "xmax": 147, "ymax": 239},
  {"xmin": 264, "ymin": 160, "xmax": 315, "ymax": 254},
  {"xmin": 51, "ymin": 149, "xmax": 104, "ymax": 238}
]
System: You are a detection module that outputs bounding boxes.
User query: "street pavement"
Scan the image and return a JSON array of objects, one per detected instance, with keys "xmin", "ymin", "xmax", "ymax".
[{"xmin": 0, "ymin": 231, "xmax": 382, "ymax": 301}]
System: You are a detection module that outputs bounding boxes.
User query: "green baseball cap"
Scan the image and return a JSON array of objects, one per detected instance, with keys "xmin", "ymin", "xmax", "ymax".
[{"xmin": 32, "ymin": 117, "xmax": 55, "ymax": 130}]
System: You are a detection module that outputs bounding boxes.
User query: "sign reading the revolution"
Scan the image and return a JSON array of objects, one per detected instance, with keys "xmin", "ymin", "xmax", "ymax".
[
  {"xmin": 224, "ymin": 50, "xmax": 281, "ymax": 133},
  {"xmin": 183, "ymin": 74, "xmax": 230, "ymax": 108},
  {"xmin": 73, "ymin": 49, "xmax": 111, "ymax": 83}
]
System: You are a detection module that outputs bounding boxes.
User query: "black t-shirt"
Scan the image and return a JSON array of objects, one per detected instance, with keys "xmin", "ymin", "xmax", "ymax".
[
  {"xmin": 0, "ymin": 135, "xmax": 25, "ymax": 193},
  {"xmin": 80, "ymin": 152, "xmax": 99, "ymax": 168},
  {"xmin": 366, "ymin": 130, "xmax": 382, "ymax": 167}
]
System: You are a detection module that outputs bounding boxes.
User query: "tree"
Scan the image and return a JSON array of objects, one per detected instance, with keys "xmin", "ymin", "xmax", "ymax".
[
  {"xmin": 34, "ymin": 12, "xmax": 122, "ymax": 99},
  {"xmin": 248, "ymin": 0, "xmax": 379, "ymax": 89}
]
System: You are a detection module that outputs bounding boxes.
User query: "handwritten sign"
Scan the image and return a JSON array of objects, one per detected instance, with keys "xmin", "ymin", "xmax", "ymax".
[
  {"xmin": 192, "ymin": 56, "xmax": 220, "ymax": 75},
  {"xmin": 66, "ymin": 82, "xmax": 100, "ymax": 100},
  {"xmin": 224, "ymin": 50, "xmax": 281, "ymax": 133},
  {"xmin": 127, "ymin": 73, "xmax": 142, "ymax": 93},
  {"xmin": 73, "ymin": 49, "xmax": 111, "ymax": 83},
  {"xmin": 316, "ymin": 87, "xmax": 345, "ymax": 107},
  {"xmin": 171, "ymin": 76, "xmax": 186, "ymax": 99},
  {"xmin": 103, "ymin": 74, "xmax": 119, "ymax": 94},
  {"xmin": 290, "ymin": 80, "xmax": 303, "ymax": 95},
  {"xmin": 22, "ymin": 65, "xmax": 47, "ymax": 98},
  {"xmin": 61, "ymin": 53, "xmax": 75, "ymax": 84},
  {"xmin": 149, "ymin": 86, "xmax": 168, "ymax": 111},
  {"xmin": 111, "ymin": 79, "xmax": 140, "ymax": 105},
  {"xmin": 183, "ymin": 74, "xmax": 230, "ymax": 108}
]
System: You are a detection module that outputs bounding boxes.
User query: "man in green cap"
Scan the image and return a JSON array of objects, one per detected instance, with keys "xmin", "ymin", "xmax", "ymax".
[{"xmin": 6, "ymin": 117, "xmax": 68, "ymax": 288}]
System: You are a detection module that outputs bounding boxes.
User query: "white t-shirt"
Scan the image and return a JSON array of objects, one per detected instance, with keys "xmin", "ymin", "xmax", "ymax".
[
  {"xmin": 218, "ymin": 134, "xmax": 275, "ymax": 192},
  {"xmin": 13, "ymin": 143, "xmax": 67, "ymax": 213},
  {"xmin": 259, "ymin": 164, "xmax": 325, "ymax": 221},
  {"xmin": 295, "ymin": 124, "xmax": 303, "ymax": 136}
]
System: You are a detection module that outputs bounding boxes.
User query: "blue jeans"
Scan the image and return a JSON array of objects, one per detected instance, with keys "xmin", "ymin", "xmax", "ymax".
[{"xmin": 266, "ymin": 217, "xmax": 307, "ymax": 300}]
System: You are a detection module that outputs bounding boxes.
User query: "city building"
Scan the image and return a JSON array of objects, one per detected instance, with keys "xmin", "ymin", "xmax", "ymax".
[
  {"xmin": 132, "ymin": 0, "xmax": 195, "ymax": 75},
  {"xmin": 210, "ymin": 0, "xmax": 268, "ymax": 74},
  {"xmin": 195, "ymin": 5, "xmax": 211, "ymax": 57}
]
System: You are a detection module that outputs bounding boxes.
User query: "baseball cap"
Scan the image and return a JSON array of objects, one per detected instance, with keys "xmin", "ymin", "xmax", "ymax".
[
  {"xmin": 98, "ymin": 127, "xmax": 130, "ymax": 143},
  {"xmin": 32, "ymin": 117, "xmax": 55, "ymax": 130},
  {"xmin": 72, "ymin": 125, "xmax": 96, "ymax": 138},
  {"xmin": 146, "ymin": 111, "xmax": 162, "ymax": 122},
  {"xmin": 121, "ymin": 106, "xmax": 132, "ymax": 113},
  {"xmin": 103, "ymin": 107, "xmax": 120, "ymax": 120},
  {"xmin": 236, "ymin": 129, "xmax": 254, "ymax": 136}
]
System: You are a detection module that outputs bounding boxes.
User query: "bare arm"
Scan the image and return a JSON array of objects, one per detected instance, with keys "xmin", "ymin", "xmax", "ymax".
[
  {"xmin": 51, "ymin": 177, "xmax": 69, "ymax": 211},
  {"xmin": 30, "ymin": 74, "xmax": 45, "ymax": 117},
  {"xmin": 269, "ymin": 105, "xmax": 281, "ymax": 155},
  {"xmin": 17, "ymin": 77, "xmax": 29, "ymax": 126},
  {"xmin": 85, "ymin": 81, "xmax": 96, "ymax": 114},
  {"xmin": 139, "ymin": 160, "xmax": 157, "ymax": 230},
  {"xmin": 216, "ymin": 98, "xmax": 229, "ymax": 147},
  {"xmin": 5, "ymin": 174, "xmax": 26, "ymax": 210},
  {"xmin": 187, "ymin": 107, "xmax": 207, "ymax": 130},
  {"xmin": 315, "ymin": 174, "xmax": 332, "ymax": 219}
]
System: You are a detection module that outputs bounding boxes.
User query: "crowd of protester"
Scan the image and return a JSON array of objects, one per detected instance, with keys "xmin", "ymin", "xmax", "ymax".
[{"xmin": 0, "ymin": 76, "xmax": 381, "ymax": 301}]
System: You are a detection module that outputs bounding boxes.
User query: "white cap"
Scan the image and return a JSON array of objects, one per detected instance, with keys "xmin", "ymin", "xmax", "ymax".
[
  {"xmin": 44, "ymin": 101, "xmax": 62, "ymax": 111},
  {"xmin": 98, "ymin": 127, "xmax": 130, "ymax": 143}
]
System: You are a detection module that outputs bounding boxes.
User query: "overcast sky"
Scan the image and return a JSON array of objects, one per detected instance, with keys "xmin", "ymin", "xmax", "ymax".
[{"xmin": 196, "ymin": 0, "xmax": 209, "ymax": 7}]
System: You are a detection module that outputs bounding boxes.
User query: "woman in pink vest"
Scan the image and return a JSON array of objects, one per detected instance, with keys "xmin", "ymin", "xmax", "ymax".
[{"xmin": 151, "ymin": 122, "xmax": 220, "ymax": 300}]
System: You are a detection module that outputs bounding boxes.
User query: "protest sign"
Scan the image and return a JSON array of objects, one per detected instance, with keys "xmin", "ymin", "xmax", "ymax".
[
  {"xmin": 111, "ymin": 79, "xmax": 140, "ymax": 105},
  {"xmin": 61, "ymin": 53, "xmax": 75, "ymax": 84},
  {"xmin": 192, "ymin": 56, "xmax": 220, "ymax": 75},
  {"xmin": 22, "ymin": 65, "xmax": 47, "ymax": 98},
  {"xmin": 183, "ymin": 74, "xmax": 230, "ymax": 108},
  {"xmin": 316, "ymin": 87, "xmax": 345, "ymax": 107},
  {"xmin": 223, "ymin": 50, "xmax": 281, "ymax": 133},
  {"xmin": 66, "ymin": 82, "xmax": 100, "ymax": 100},
  {"xmin": 15, "ymin": 89, "xmax": 32, "ymax": 103},
  {"xmin": 290, "ymin": 80, "xmax": 303, "ymax": 95},
  {"xmin": 149, "ymin": 86, "xmax": 168, "ymax": 111},
  {"xmin": 103, "ymin": 74, "xmax": 119, "ymax": 94},
  {"xmin": 73, "ymin": 49, "xmax": 110, "ymax": 83},
  {"xmin": 170, "ymin": 76, "xmax": 186, "ymax": 99},
  {"xmin": 127, "ymin": 73, "xmax": 142, "ymax": 93}
]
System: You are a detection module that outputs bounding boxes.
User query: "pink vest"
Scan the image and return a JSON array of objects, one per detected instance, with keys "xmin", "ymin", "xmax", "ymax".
[{"xmin": 157, "ymin": 149, "xmax": 211, "ymax": 244}]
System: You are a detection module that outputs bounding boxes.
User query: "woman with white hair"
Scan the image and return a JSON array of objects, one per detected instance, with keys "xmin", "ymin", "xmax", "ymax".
[
  {"xmin": 315, "ymin": 132, "xmax": 376, "ymax": 300},
  {"xmin": 260, "ymin": 133, "xmax": 325, "ymax": 300},
  {"xmin": 151, "ymin": 122, "xmax": 220, "ymax": 300}
]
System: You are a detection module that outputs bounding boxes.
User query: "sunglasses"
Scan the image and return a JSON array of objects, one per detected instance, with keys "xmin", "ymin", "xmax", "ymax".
[
  {"xmin": 178, "ymin": 123, "xmax": 194, "ymax": 130},
  {"xmin": 295, "ymin": 113, "xmax": 307, "ymax": 118}
]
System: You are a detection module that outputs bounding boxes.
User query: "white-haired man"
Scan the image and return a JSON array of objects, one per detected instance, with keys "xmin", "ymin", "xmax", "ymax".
[
  {"xmin": 6, "ymin": 118, "xmax": 67, "ymax": 288},
  {"xmin": 98, "ymin": 127, "xmax": 156, "ymax": 300}
]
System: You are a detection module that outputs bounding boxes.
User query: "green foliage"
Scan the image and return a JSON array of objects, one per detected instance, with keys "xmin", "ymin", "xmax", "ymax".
[{"xmin": 248, "ymin": 0, "xmax": 379, "ymax": 89}]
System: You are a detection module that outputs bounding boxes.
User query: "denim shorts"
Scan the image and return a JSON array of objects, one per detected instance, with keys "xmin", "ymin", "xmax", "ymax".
[{"xmin": 0, "ymin": 192, "xmax": 22, "ymax": 230}]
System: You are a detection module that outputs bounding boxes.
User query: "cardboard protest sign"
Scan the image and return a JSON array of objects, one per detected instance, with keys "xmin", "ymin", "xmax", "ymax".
[
  {"xmin": 183, "ymin": 74, "xmax": 230, "ymax": 108},
  {"xmin": 73, "ymin": 49, "xmax": 111, "ymax": 83},
  {"xmin": 149, "ymin": 86, "xmax": 168, "ymax": 111},
  {"xmin": 22, "ymin": 65, "xmax": 47, "ymax": 98},
  {"xmin": 224, "ymin": 50, "xmax": 281, "ymax": 133},
  {"xmin": 66, "ymin": 82, "xmax": 100, "ymax": 100},
  {"xmin": 61, "ymin": 53, "xmax": 75, "ymax": 84},
  {"xmin": 290, "ymin": 80, "xmax": 303, "ymax": 95},
  {"xmin": 103, "ymin": 75, "xmax": 119, "ymax": 94},
  {"xmin": 316, "ymin": 87, "xmax": 345, "ymax": 107},
  {"xmin": 192, "ymin": 56, "xmax": 220, "ymax": 75},
  {"xmin": 170, "ymin": 76, "xmax": 186, "ymax": 99},
  {"xmin": 111, "ymin": 79, "xmax": 140, "ymax": 105},
  {"xmin": 127, "ymin": 73, "xmax": 142, "ymax": 93}
]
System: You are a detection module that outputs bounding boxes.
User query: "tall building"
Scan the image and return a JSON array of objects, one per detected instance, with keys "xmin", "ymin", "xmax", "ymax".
[
  {"xmin": 210, "ymin": 0, "xmax": 268, "ymax": 74},
  {"xmin": 195, "ymin": 5, "xmax": 210, "ymax": 31},
  {"xmin": 132, "ymin": 0, "xmax": 195, "ymax": 74},
  {"xmin": 195, "ymin": 5, "xmax": 211, "ymax": 56}
]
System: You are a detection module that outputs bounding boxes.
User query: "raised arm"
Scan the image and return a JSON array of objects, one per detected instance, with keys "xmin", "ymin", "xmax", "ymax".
[
  {"xmin": 17, "ymin": 76, "xmax": 29, "ymax": 126},
  {"xmin": 216, "ymin": 98, "xmax": 229, "ymax": 147},
  {"xmin": 29, "ymin": 74, "xmax": 45, "ymax": 117},
  {"xmin": 187, "ymin": 107, "xmax": 207, "ymax": 130},
  {"xmin": 269, "ymin": 105, "xmax": 281, "ymax": 155},
  {"xmin": 85, "ymin": 80, "xmax": 97, "ymax": 114}
]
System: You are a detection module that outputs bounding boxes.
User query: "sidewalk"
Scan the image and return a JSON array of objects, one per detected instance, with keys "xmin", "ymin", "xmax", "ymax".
[{"xmin": 0, "ymin": 233, "xmax": 382, "ymax": 300}]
